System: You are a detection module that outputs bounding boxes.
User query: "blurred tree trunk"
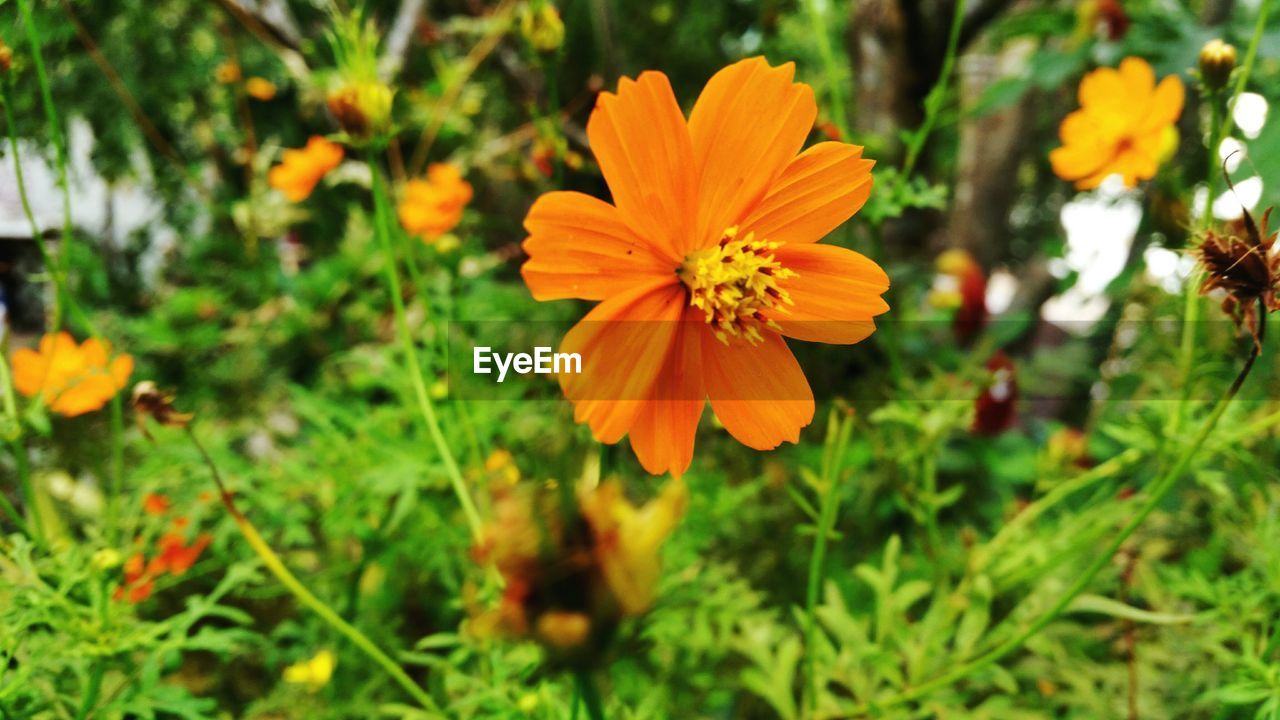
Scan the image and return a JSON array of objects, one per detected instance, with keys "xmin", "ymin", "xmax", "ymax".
[
  {"xmin": 847, "ymin": 0, "xmax": 1021, "ymax": 264},
  {"xmin": 946, "ymin": 40, "xmax": 1037, "ymax": 268}
]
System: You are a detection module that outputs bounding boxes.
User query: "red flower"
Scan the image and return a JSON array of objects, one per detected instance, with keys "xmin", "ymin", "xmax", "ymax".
[{"xmin": 974, "ymin": 352, "xmax": 1018, "ymax": 435}]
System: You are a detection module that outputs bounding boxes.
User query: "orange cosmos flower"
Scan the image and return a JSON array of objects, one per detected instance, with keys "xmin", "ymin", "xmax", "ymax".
[
  {"xmin": 245, "ymin": 77, "xmax": 278, "ymax": 101},
  {"xmin": 398, "ymin": 163, "xmax": 473, "ymax": 241},
  {"xmin": 1049, "ymin": 57, "xmax": 1184, "ymax": 189},
  {"xmin": 11, "ymin": 332, "xmax": 133, "ymax": 417},
  {"xmin": 268, "ymin": 136, "xmax": 344, "ymax": 202},
  {"xmin": 520, "ymin": 57, "xmax": 889, "ymax": 476}
]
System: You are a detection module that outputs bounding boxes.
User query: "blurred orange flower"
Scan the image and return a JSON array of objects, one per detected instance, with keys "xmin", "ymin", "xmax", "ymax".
[
  {"xmin": 1049, "ymin": 57, "xmax": 1183, "ymax": 189},
  {"xmin": 398, "ymin": 163, "xmax": 473, "ymax": 241},
  {"xmin": 521, "ymin": 57, "xmax": 889, "ymax": 476},
  {"xmin": 143, "ymin": 493, "xmax": 171, "ymax": 516},
  {"xmin": 115, "ymin": 520, "xmax": 211, "ymax": 604},
  {"xmin": 245, "ymin": 77, "xmax": 277, "ymax": 101},
  {"xmin": 268, "ymin": 136, "xmax": 344, "ymax": 202},
  {"xmin": 11, "ymin": 332, "xmax": 133, "ymax": 417}
]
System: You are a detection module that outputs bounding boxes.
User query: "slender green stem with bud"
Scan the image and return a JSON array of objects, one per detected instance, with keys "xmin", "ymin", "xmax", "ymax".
[
  {"xmin": 185, "ymin": 426, "xmax": 439, "ymax": 711},
  {"xmin": 369, "ymin": 151, "xmax": 483, "ymax": 540}
]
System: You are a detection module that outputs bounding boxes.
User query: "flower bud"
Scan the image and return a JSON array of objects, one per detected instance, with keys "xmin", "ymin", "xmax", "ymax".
[
  {"xmin": 326, "ymin": 81, "xmax": 394, "ymax": 139},
  {"xmin": 1199, "ymin": 39, "xmax": 1237, "ymax": 92},
  {"xmin": 0, "ymin": 39, "xmax": 12, "ymax": 75},
  {"xmin": 519, "ymin": 2, "xmax": 565, "ymax": 53}
]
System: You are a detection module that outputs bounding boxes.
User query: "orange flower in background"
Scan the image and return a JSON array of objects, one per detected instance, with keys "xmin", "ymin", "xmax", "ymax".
[
  {"xmin": 11, "ymin": 332, "xmax": 133, "ymax": 417},
  {"xmin": 268, "ymin": 136, "xmax": 344, "ymax": 202},
  {"xmin": 143, "ymin": 493, "xmax": 171, "ymax": 516},
  {"xmin": 1050, "ymin": 57, "xmax": 1184, "ymax": 189},
  {"xmin": 245, "ymin": 77, "xmax": 278, "ymax": 101},
  {"xmin": 398, "ymin": 163, "xmax": 473, "ymax": 241},
  {"xmin": 115, "ymin": 505, "xmax": 211, "ymax": 604},
  {"xmin": 521, "ymin": 57, "xmax": 889, "ymax": 476}
]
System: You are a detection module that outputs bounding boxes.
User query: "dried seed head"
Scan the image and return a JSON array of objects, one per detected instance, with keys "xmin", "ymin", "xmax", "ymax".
[
  {"xmin": 132, "ymin": 381, "xmax": 194, "ymax": 436},
  {"xmin": 1198, "ymin": 206, "xmax": 1280, "ymax": 350}
]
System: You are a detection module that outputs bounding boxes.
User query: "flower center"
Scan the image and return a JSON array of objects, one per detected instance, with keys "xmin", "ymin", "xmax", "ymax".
[{"xmin": 678, "ymin": 227, "xmax": 796, "ymax": 345}]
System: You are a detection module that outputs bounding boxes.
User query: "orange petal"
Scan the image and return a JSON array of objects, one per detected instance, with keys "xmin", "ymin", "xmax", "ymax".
[
  {"xmin": 703, "ymin": 330, "xmax": 813, "ymax": 450},
  {"xmin": 110, "ymin": 354, "xmax": 134, "ymax": 390},
  {"xmin": 767, "ymin": 243, "xmax": 889, "ymax": 344},
  {"xmin": 628, "ymin": 309, "xmax": 705, "ymax": 477},
  {"xmin": 740, "ymin": 142, "xmax": 874, "ymax": 246},
  {"xmin": 50, "ymin": 375, "xmax": 114, "ymax": 417},
  {"xmin": 559, "ymin": 278, "xmax": 685, "ymax": 443},
  {"xmin": 522, "ymin": 191, "xmax": 674, "ymax": 301},
  {"xmin": 688, "ymin": 57, "xmax": 817, "ymax": 249},
  {"xmin": 586, "ymin": 71, "xmax": 696, "ymax": 262},
  {"xmin": 1117, "ymin": 57, "xmax": 1156, "ymax": 98},
  {"xmin": 1140, "ymin": 75, "xmax": 1184, "ymax": 132},
  {"xmin": 1078, "ymin": 66, "xmax": 1128, "ymax": 117},
  {"xmin": 11, "ymin": 347, "xmax": 48, "ymax": 397}
]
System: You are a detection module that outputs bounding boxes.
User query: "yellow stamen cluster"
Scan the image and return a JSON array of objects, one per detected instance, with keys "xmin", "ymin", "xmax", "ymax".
[{"xmin": 680, "ymin": 227, "xmax": 796, "ymax": 345}]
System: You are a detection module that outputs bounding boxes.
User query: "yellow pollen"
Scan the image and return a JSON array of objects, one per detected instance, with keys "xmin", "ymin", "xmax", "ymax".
[{"xmin": 679, "ymin": 226, "xmax": 796, "ymax": 345}]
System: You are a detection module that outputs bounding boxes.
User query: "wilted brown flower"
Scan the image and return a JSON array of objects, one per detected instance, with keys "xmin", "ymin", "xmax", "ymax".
[
  {"xmin": 1198, "ymin": 206, "xmax": 1279, "ymax": 350},
  {"xmin": 132, "ymin": 381, "xmax": 194, "ymax": 437}
]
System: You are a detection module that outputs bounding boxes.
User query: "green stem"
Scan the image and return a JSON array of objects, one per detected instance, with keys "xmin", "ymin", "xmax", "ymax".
[
  {"xmin": 186, "ymin": 427, "xmax": 439, "ymax": 711},
  {"xmin": 106, "ymin": 395, "xmax": 126, "ymax": 544},
  {"xmin": 920, "ymin": 451, "xmax": 943, "ymax": 558},
  {"xmin": 902, "ymin": 0, "xmax": 966, "ymax": 177},
  {"xmin": 803, "ymin": 413, "xmax": 852, "ymax": 717},
  {"xmin": 573, "ymin": 672, "xmax": 606, "ymax": 720},
  {"xmin": 804, "ymin": 0, "xmax": 850, "ymax": 139},
  {"xmin": 844, "ymin": 315, "xmax": 1263, "ymax": 717},
  {"xmin": 1, "ymin": 79, "xmax": 67, "ymax": 329},
  {"xmin": 369, "ymin": 152, "xmax": 483, "ymax": 540},
  {"xmin": 8, "ymin": 437, "xmax": 42, "ymax": 543},
  {"xmin": 17, "ymin": 0, "xmax": 74, "ymax": 276},
  {"xmin": 971, "ymin": 447, "xmax": 1143, "ymax": 573},
  {"xmin": 75, "ymin": 665, "xmax": 104, "ymax": 720},
  {"xmin": 1228, "ymin": 0, "xmax": 1272, "ymax": 118}
]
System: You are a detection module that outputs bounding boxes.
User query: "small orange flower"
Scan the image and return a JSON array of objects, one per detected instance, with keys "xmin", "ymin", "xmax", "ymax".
[
  {"xmin": 1050, "ymin": 57, "xmax": 1184, "ymax": 189},
  {"xmin": 521, "ymin": 57, "xmax": 889, "ymax": 476},
  {"xmin": 11, "ymin": 332, "xmax": 133, "ymax": 417},
  {"xmin": 245, "ymin": 76, "xmax": 277, "ymax": 101},
  {"xmin": 143, "ymin": 493, "xmax": 171, "ymax": 516},
  {"xmin": 268, "ymin": 136, "xmax": 344, "ymax": 202},
  {"xmin": 214, "ymin": 61, "xmax": 242, "ymax": 84},
  {"xmin": 114, "ymin": 519, "xmax": 211, "ymax": 603},
  {"xmin": 398, "ymin": 163, "xmax": 473, "ymax": 241}
]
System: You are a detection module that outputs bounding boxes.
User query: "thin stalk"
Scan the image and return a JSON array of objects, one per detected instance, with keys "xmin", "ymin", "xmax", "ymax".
[
  {"xmin": 1228, "ymin": 0, "xmax": 1272, "ymax": 117},
  {"xmin": 803, "ymin": 414, "xmax": 852, "ymax": 717},
  {"xmin": 804, "ymin": 0, "xmax": 850, "ymax": 139},
  {"xmin": 75, "ymin": 665, "xmax": 104, "ymax": 720},
  {"xmin": 920, "ymin": 451, "xmax": 943, "ymax": 558},
  {"xmin": 843, "ymin": 312, "xmax": 1264, "ymax": 717},
  {"xmin": 7, "ymin": 438, "xmax": 42, "ymax": 543},
  {"xmin": 971, "ymin": 447, "xmax": 1143, "ymax": 573},
  {"xmin": 1, "ymin": 79, "xmax": 67, "ymax": 329},
  {"xmin": 573, "ymin": 671, "xmax": 606, "ymax": 720},
  {"xmin": 186, "ymin": 427, "xmax": 439, "ymax": 711},
  {"xmin": 17, "ymin": 0, "xmax": 73, "ymax": 274},
  {"xmin": 106, "ymin": 395, "xmax": 126, "ymax": 544},
  {"xmin": 369, "ymin": 153, "xmax": 482, "ymax": 540},
  {"xmin": 901, "ymin": 0, "xmax": 966, "ymax": 177}
]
